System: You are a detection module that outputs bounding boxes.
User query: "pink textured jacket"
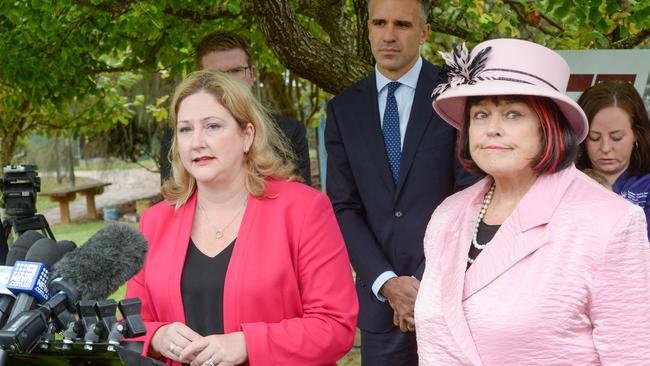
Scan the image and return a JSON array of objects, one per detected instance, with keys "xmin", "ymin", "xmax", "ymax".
[
  {"xmin": 415, "ymin": 166, "xmax": 650, "ymax": 365},
  {"xmin": 126, "ymin": 179, "xmax": 358, "ymax": 365}
]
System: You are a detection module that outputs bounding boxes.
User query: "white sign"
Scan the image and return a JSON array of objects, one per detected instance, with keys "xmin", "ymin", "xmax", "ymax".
[{"xmin": 556, "ymin": 49, "xmax": 650, "ymax": 101}]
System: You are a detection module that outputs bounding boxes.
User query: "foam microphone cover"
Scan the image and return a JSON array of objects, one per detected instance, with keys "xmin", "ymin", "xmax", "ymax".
[
  {"xmin": 56, "ymin": 240, "xmax": 77, "ymax": 254},
  {"xmin": 50, "ymin": 223, "xmax": 148, "ymax": 300},
  {"xmin": 5, "ymin": 231, "xmax": 44, "ymax": 266},
  {"xmin": 24, "ymin": 238, "xmax": 65, "ymax": 267}
]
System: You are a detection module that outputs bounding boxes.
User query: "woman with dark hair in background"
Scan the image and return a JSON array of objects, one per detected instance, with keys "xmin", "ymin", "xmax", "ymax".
[{"xmin": 577, "ymin": 80, "xmax": 650, "ymax": 238}]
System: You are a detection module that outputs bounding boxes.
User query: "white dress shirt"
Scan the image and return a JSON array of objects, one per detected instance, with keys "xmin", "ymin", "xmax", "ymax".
[{"xmin": 371, "ymin": 57, "xmax": 423, "ymax": 301}]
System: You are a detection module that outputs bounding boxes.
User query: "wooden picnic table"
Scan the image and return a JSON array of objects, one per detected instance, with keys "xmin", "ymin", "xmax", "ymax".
[{"xmin": 41, "ymin": 182, "xmax": 111, "ymax": 225}]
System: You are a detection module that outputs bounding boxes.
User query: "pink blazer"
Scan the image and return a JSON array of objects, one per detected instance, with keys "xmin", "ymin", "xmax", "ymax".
[
  {"xmin": 126, "ymin": 179, "xmax": 358, "ymax": 365},
  {"xmin": 415, "ymin": 166, "xmax": 650, "ymax": 365}
]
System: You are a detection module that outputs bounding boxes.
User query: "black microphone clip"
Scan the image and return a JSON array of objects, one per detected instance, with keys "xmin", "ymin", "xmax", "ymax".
[{"xmin": 107, "ymin": 297, "xmax": 146, "ymax": 350}]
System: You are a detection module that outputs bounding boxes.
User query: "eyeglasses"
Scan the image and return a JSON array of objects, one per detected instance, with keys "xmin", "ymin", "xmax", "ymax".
[{"xmin": 224, "ymin": 66, "xmax": 252, "ymax": 76}]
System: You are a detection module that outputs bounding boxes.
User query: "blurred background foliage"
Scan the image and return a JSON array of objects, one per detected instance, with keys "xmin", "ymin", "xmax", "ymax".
[{"xmin": 0, "ymin": 0, "xmax": 648, "ymax": 174}]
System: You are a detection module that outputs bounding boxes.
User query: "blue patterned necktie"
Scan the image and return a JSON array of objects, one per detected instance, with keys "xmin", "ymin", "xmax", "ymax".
[{"xmin": 382, "ymin": 81, "xmax": 401, "ymax": 185}]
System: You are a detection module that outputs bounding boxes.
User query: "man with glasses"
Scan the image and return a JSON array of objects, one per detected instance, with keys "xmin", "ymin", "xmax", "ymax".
[{"xmin": 160, "ymin": 31, "xmax": 311, "ymax": 184}]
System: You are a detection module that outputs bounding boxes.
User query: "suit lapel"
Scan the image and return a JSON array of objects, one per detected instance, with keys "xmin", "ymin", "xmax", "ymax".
[
  {"xmin": 463, "ymin": 167, "xmax": 576, "ymax": 300},
  {"xmin": 395, "ymin": 61, "xmax": 436, "ymax": 196},
  {"xmin": 439, "ymin": 179, "xmax": 488, "ymax": 366},
  {"xmin": 355, "ymin": 74, "xmax": 396, "ymax": 194},
  {"xmin": 463, "ymin": 223, "xmax": 549, "ymax": 300}
]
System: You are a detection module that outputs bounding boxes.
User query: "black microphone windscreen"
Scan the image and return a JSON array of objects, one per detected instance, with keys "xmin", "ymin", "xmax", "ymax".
[
  {"xmin": 57, "ymin": 240, "xmax": 77, "ymax": 254},
  {"xmin": 6, "ymin": 231, "xmax": 44, "ymax": 266},
  {"xmin": 51, "ymin": 223, "xmax": 148, "ymax": 300},
  {"xmin": 24, "ymin": 238, "xmax": 61, "ymax": 266}
]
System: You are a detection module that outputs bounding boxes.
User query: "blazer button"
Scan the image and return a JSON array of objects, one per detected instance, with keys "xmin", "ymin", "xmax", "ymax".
[{"xmin": 394, "ymin": 211, "xmax": 403, "ymax": 218}]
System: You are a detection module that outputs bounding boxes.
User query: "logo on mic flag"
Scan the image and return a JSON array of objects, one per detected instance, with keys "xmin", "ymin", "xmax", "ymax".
[
  {"xmin": 7, "ymin": 261, "xmax": 49, "ymax": 302},
  {"xmin": 0, "ymin": 266, "xmax": 13, "ymax": 296}
]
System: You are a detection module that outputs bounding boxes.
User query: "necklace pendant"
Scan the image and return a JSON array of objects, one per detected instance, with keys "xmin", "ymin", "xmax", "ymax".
[{"xmin": 215, "ymin": 230, "xmax": 224, "ymax": 239}]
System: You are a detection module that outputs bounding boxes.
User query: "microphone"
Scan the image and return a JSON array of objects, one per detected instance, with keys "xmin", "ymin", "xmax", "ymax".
[
  {"xmin": 5, "ymin": 238, "xmax": 62, "ymax": 321},
  {"xmin": 5, "ymin": 231, "xmax": 43, "ymax": 266},
  {"xmin": 0, "ymin": 267, "xmax": 15, "ymax": 328},
  {"xmin": 0, "ymin": 223, "xmax": 148, "ymax": 353},
  {"xmin": 50, "ymin": 222, "xmax": 148, "ymax": 300},
  {"xmin": 5, "ymin": 260, "xmax": 50, "ymax": 320},
  {"xmin": 56, "ymin": 240, "xmax": 76, "ymax": 254},
  {"xmin": 0, "ymin": 231, "xmax": 44, "ymax": 328}
]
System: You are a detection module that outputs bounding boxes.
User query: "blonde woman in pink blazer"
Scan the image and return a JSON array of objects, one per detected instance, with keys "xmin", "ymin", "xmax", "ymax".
[
  {"xmin": 126, "ymin": 71, "xmax": 358, "ymax": 366},
  {"xmin": 414, "ymin": 38, "xmax": 650, "ymax": 365}
]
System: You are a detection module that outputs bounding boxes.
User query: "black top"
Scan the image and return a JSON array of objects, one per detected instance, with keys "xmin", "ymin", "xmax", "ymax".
[
  {"xmin": 160, "ymin": 113, "xmax": 311, "ymax": 185},
  {"xmin": 467, "ymin": 220, "xmax": 500, "ymax": 269},
  {"xmin": 181, "ymin": 238, "xmax": 235, "ymax": 336}
]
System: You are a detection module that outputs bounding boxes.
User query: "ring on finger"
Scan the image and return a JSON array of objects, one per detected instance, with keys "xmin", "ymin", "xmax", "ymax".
[
  {"xmin": 168, "ymin": 343, "xmax": 177, "ymax": 354},
  {"xmin": 207, "ymin": 358, "xmax": 215, "ymax": 366}
]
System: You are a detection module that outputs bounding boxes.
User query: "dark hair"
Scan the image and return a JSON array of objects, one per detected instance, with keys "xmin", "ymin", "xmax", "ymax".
[
  {"xmin": 457, "ymin": 95, "xmax": 579, "ymax": 176},
  {"xmin": 195, "ymin": 31, "xmax": 253, "ymax": 68},
  {"xmin": 576, "ymin": 81, "xmax": 650, "ymax": 176},
  {"xmin": 368, "ymin": 0, "xmax": 429, "ymax": 24}
]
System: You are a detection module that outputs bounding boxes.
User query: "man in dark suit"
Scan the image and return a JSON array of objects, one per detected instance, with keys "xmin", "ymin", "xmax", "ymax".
[
  {"xmin": 325, "ymin": 0, "xmax": 476, "ymax": 364},
  {"xmin": 160, "ymin": 31, "xmax": 311, "ymax": 184}
]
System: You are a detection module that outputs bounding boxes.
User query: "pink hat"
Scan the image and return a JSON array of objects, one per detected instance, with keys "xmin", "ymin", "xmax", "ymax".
[{"xmin": 432, "ymin": 38, "xmax": 588, "ymax": 142}]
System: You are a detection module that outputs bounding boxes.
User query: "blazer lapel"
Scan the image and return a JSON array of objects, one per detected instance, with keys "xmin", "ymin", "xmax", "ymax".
[
  {"xmin": 439, "ymin": 179, "xmax": 490, "ymax": 366},
  {"xmin": 355, "ymin": 74, "xmax": 396, "ymax": 194},
  {"xmin": 169, "ymin": 192, "xmax": 196, "ymax": 323},
  {"xmin": 223, "ymin": 190, "xmax": 257, "ymax": 333},
  {"xmin": 463, "ymin": 167, "xmax": 576, "ymax": 300},
  {"xmin": 395, "ymin": 61, "xmax": 436, "ymax": 196}
]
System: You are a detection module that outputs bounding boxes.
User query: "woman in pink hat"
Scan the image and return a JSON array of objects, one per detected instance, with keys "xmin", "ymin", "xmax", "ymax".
[{"xmin": 414, "ymin": 38, "xmax": 650, "ymax": 365}]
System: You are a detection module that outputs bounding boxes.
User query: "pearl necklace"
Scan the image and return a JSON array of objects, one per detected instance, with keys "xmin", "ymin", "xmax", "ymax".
[{"xmin": 468, "ymin": 182, "xmax": 495, "ymax": 264}]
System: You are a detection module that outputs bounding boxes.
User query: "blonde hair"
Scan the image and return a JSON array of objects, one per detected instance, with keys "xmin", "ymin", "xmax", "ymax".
[{"xmin": 162, "ymin": 70, "xmax": 296, "ymax": 208}]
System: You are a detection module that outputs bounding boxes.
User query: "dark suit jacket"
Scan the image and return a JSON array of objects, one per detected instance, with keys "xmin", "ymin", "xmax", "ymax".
[
  {"xmin": 325, "ymin": 60, "xmax": 477, "ymax": 332},
  {"xmin": 160, "ymin": 114, "xmax": 311, "ymax": 185},
  {"xmin": 272, "ymin": 114, "xmax": 311, "ymax": 185}
]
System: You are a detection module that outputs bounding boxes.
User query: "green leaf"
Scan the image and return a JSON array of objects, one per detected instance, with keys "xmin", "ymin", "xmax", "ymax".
[{"xmin": 227, "ymin": 0, "xmax": 241, "ymax": 15}]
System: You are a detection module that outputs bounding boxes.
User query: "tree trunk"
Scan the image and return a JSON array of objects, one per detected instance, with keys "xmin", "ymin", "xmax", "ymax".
[
  {"xmin": 67, "ymin": 135, "xmax": 75, "ymax": 186},
  {"xmin": 252, "ymin": 0, "xmax": 372, "ymax": 95},
  {"xmin": 259, "ymin": 70, "xmax": 298, "ymax": 119},
  {"xmin": 0, "ymin": 118, "xmax": 23, "ymax": 168}
]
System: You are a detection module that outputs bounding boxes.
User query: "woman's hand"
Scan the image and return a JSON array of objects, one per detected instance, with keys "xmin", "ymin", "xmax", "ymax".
[
  {"xmin": 179, "ymin": 331, "xmax": 248, "ymax": 366},
  {"xmin": 150, "ymin": 322, "xmax": 202, "ymax": 362}
]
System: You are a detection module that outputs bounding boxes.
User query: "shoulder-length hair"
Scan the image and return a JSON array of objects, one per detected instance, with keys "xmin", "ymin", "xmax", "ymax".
[
  {"xmin": 457, "ymin": 95, "xmax": 579, "ymax": 176},
  {"xmin": 576, "ymin": 81, "xmax": 650, "ymax": 176},
  {"xmin": 161, "ymin": 70, "xmax": 296, "ymax": 208}
]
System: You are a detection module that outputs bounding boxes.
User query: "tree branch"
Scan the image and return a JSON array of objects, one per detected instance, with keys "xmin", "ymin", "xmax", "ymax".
[
  {"xmin": 353, "ymin": 0, "xmax": 373, "ymax": 65},
  {"xmin": 611, "ymin": 29, "xmax": 650, "ymax": 49},
  {"xmin": 428, "ymin": 1, "xmax": 471, "ymax": 39},
  {"xmin": 503, "ymin": 0, "xmax": 561, "ymax": 37},
  {"xmin": 295, "ymin": 0, "xmax": 355, "ymax": 53},
  {"xmin": 161, "ymin": 7, "xmax": 238, "ymax": 21},
  {"xmin": 72, "ymin": 0, "xmax": 137, "ymax": 16},
  {"xmin": 73, "ymin": 0, "xmax": 237, "ymax": 22},
  {"xmin": 252, "ymin": 0, "xmax": 371, "ymax": 95},
  {"xmin": 91, "ymin": 31, "xmax": 169, "ymax": 74}
]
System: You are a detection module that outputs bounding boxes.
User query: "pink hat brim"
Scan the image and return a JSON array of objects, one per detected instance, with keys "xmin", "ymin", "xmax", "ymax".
[{"xmin": 432, "ymin": 80, "xmax": 588, "ymax": 143}]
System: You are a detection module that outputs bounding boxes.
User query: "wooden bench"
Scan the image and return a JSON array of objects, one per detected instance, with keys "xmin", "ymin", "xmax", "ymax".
[{"xmin": 41, "ymin": 182, "xmax": 112, "ymax": 225}]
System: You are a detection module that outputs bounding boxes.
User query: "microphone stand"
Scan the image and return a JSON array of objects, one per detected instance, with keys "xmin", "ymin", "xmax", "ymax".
[{"xmin": 0, "ymin": 348, "xmax": 7, "ymax": 366}]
